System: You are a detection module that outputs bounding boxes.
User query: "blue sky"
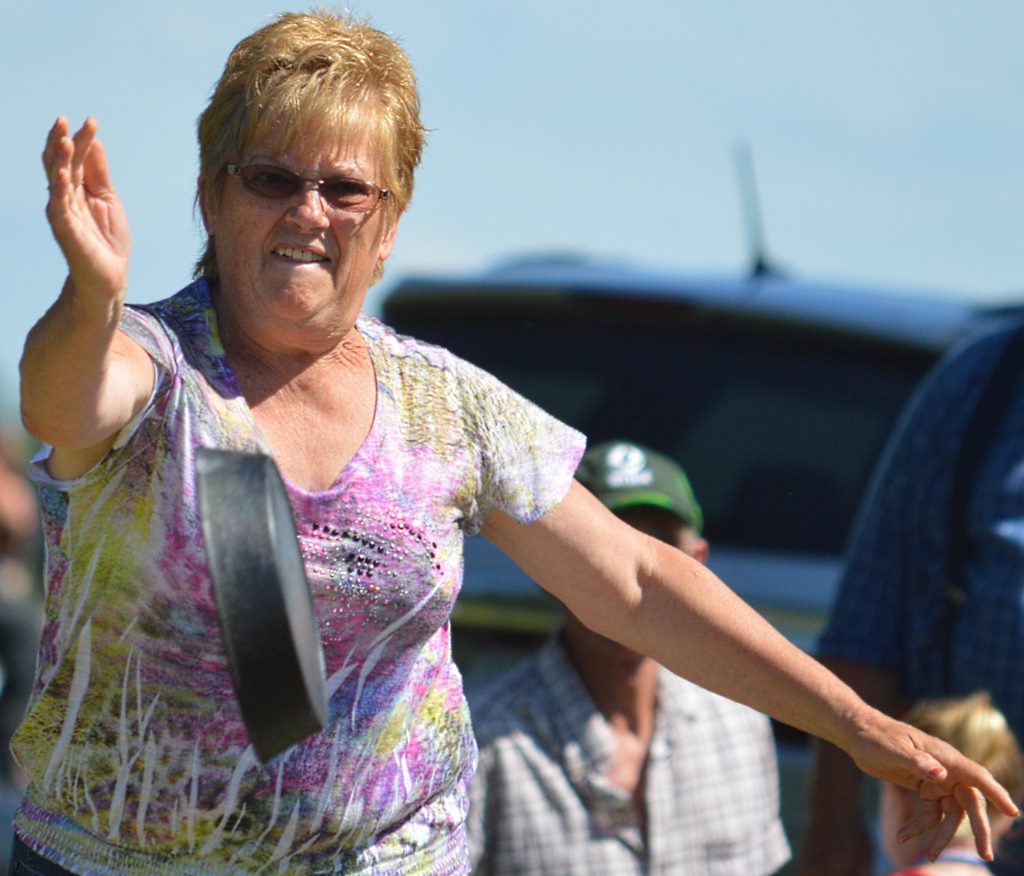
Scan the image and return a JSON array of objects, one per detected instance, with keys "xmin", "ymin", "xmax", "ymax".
[{"xmin": 4, "ymin": 1, "xmax": 1023, "ymax": 423}]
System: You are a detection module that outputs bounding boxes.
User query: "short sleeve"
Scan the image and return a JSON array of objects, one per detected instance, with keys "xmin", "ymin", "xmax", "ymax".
[
  {"xmin": 456, "ymin": 357, "xmax": 586, "ymax": 535},
  {"xmin": 26, "ymin": 305, "xmax": 178, "ymax": 489},
  {"xmin": 121, "ymin": 304, "xmax": 177, "ymax": 377}
]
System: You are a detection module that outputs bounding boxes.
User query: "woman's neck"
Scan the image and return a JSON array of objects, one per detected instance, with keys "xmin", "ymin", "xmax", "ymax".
[{"xmin": 211, "ymin": 281, "xmax": 362, "ymax": 368}]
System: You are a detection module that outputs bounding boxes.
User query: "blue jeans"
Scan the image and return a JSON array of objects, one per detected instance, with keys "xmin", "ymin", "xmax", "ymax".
[{"xmin": 8, "ymin": 837, "xmax": 76, "ymax": 876}]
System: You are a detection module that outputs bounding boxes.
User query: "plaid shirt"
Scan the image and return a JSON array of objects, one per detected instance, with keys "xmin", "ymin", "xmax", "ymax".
[
  {"xmin": 818, "ymin": 318, "xmax": 1024, "ymax": 739},
  {"xmin": 818, "ymin": 319, "xmax": 1024, "ymax": 875},
  {"xmin": 467, "ymin": 637, "xmax": 790, "ymax": 875}
]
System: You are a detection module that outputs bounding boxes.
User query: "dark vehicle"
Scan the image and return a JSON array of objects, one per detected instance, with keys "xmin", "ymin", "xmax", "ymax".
[{"xmin": 380, "ymin": 255, "xmax": 1005, "ymax": 862}]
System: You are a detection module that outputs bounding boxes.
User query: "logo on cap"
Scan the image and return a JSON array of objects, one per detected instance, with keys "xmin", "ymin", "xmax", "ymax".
[{"xmin": 604, "ymin": 443, "xmax": 655, "ymax": 489}]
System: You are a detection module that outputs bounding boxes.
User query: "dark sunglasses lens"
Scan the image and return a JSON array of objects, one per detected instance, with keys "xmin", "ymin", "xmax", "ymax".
[
  {"xmin": 242, "ymin": 166, "xmax": 301, "ymax": 199},
  {"xmin": 234, "ymin": 165, "xmax": 379, "ymax": 210},
  {"xmin": 321, "ymin": 178, "xmax": 374, "ymax": 208}
]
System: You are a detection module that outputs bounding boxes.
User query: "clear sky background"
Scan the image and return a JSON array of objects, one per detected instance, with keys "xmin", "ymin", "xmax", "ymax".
[{"xmin": 4, "ymin": 0, "xmax": 1023, "ymax": 425}]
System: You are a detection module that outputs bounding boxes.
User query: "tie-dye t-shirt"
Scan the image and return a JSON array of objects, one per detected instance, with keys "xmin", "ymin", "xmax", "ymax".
[{"xmin": 12, "ymin": 279, "xmax": 585, "ymax": 875}]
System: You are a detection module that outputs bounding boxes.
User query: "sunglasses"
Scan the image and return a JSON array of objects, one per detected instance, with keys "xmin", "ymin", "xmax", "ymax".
[{"xmin": 226, "ymin": 163, "xmax": 390, "ymax": 214}]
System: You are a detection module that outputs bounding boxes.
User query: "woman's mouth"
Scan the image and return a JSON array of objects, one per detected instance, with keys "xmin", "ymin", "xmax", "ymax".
[{"xmin": 273, "ymin": 246, "xmax": 329, "ymax": 264}]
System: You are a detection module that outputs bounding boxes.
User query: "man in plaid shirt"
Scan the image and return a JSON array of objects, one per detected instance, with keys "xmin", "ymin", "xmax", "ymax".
[{"xmin": 467, "ymin": 441, "xmax": 791, "ymax": 875}]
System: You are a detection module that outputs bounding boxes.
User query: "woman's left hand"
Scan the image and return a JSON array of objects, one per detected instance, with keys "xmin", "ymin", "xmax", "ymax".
[{"xmin": 847, "ymin": 710, "xmax": 1019, "ymax": 861}]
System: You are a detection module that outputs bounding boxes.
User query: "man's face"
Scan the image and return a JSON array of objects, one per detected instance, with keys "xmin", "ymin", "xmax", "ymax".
[{"xmin": 614, "ymin": 505, "xmax": 705, "ymax": 561}]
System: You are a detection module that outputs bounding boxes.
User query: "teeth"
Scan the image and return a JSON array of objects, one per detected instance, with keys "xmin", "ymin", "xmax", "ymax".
[{"xmin": 275, "ymin": 247, "xmax": 326, "ymax": 263}]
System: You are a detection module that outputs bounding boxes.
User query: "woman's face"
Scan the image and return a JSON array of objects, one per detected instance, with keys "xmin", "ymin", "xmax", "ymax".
[{"xmin": 202, "ymin": 131, "xmax": 399, "ymax": 342}]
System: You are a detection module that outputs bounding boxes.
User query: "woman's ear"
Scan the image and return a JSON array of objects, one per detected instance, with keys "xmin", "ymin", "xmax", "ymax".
[{"xmin": 376, "ymin": 208, "xmax": 403, "ymax": 264}]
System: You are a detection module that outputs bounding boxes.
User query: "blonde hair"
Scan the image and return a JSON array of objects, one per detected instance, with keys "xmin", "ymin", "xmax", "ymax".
[
  {"xmin": 194, "ymin": 8, "xmax": 426, "ymax": 283},
  {"xmin": 903, "ymin": 691, "xmax": 1024, "ymax": 842}
]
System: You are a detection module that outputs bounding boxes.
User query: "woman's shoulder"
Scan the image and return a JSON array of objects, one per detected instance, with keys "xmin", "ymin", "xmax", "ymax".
[
  {"xmin": 122, "ymin": 280, "xmax": 211, "ymax": 360},
  {"xmin": 919, "ymin": 314, "xmax": 1024, "ymax": 407},
  {"xmin": 358, "ymin": 314, "xmax": 504, "ymax": 402},
  {"xmin": 126, "ymin": 279, "xmax": 210, "ymax": 335},
  {"xmin": 357, "ymin": 313, "xmax": 464, "ymax": 371}
]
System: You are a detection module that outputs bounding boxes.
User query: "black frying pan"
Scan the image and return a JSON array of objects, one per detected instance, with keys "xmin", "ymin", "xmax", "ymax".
[{"xmin": 196, "ymin": 447, "xmax": 327, "ymax": 762}]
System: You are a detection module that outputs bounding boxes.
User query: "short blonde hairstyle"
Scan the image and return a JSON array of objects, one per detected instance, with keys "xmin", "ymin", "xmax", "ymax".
[
  {"xmin": 903, "ymin": 691, "xmax": 1024, "ymax": 842},
  {"xmin": 194, "ymin": 8, "xmax": 426, "ymax": 284}
]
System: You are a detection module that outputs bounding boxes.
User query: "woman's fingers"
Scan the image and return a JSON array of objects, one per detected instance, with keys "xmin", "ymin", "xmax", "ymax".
[
  {"xmin": 953, "ymin": 784, "xmax": 996, "ymax": 862},
  {"xmin": 896, "ymin": 789, "xmax": 993, "ymax": 863},
  {"xmin": 43, "ymin": 117, "xmax": 102, "ymax": 202},
  {"xmin": 923, "ymin": 736, "xmax": 1020, "ymax": 818},
  {"xmin": 44, "ymin": 118, "xmax": 87, "ymax": 222},
  {"xmin": 895, "ymin": 797, "xmax": 943, "ymax": 843},
  {"xmin": 82, "ymin": 133, "xmax": 114, "ymax": 196},
  {"xmin": 905, "ymin": 744, "xmax": 948, "ymax": 785},
  {"xmin": 924, "ymin": 796, "xmax": 970, "ymax": 862},
  {"xmin": 43, "ymin": 118, "xmax": 74, "ymax": 199},
  {"xmin": 71, "ymin": 117, "xmax": 99, "ymax": 191},
  {"xmin": 907, "ymin": 739, "xmax": 1012, "ymax": 863},
  {"xmin": 42, "ymin": 117, "xmax": 66, "ymax": 181}
]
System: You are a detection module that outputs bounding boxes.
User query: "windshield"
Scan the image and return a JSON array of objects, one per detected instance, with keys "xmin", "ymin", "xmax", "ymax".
[{"xmin": 387, "ymin": 301, "xmax": 926, "ymax": 556}]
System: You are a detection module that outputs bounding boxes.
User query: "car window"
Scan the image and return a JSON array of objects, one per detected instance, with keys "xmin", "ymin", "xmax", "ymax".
[{"xmin": 389, "ymin": 307, "xmax": 923, "ymax": 556}]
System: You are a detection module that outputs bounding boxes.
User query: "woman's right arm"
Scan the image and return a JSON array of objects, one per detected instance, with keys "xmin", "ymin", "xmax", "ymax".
[
  {"xmin": 21, "ymin": 117, "xmax": 153, "ymax": 479},
  {"xmin": 484, "ymin": 482, "xmax": 1019, "ymax": 862}
]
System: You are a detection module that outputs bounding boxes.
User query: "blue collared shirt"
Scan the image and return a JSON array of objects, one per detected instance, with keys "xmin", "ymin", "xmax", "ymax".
[{"xmin": 818, "ymin": 317, "xmax": 1024, "ymax": 739}]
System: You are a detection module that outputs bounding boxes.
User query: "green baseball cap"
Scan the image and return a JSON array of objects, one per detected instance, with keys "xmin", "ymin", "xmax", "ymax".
[{"xmin": 576, "ymin": 441, "xmax": 703, "ymax": 534}]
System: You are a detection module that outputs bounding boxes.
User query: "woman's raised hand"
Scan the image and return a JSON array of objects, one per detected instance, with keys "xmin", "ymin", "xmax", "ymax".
[{"xmin": 43, "ymin": 116, "xmax": 131, "ymax": 309}]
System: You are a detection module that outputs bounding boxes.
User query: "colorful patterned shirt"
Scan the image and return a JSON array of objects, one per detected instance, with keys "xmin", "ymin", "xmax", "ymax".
[{"xmin": 12, "ymin": 279, "xmax": 585, "ymax": 875}]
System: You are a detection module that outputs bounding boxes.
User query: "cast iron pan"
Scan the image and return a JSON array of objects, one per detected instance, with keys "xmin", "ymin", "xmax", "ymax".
[{"xmin": 196, "ymin": 447, "xmax": 327, "ymax": 763}]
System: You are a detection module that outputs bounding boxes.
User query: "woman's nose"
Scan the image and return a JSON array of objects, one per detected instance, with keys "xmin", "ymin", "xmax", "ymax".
[{"xmin": 287, "ymin": 185, "xmax": 330, "ymax": 225}]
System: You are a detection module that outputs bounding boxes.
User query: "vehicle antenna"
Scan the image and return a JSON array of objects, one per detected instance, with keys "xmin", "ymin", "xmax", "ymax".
[{"xmin": 734, "ymin": 140, "xmax": 779, "ymax": 278}]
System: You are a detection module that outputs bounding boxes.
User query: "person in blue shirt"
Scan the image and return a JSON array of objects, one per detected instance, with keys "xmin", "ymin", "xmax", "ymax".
[{"xmin": 801, "ymin": 319, "xmax": 1024, "ymax": 875}]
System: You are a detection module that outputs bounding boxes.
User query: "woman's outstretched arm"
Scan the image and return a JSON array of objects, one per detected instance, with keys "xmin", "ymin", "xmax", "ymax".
[{"xmin": 483, "ymin": 481, "xmax": 1019, "ymax": 862}]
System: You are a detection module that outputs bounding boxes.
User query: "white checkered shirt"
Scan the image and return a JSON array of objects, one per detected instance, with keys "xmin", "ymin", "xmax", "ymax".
[{"xmin": 467, "ymin": 636, "xmax": 791, "ymax": 875}]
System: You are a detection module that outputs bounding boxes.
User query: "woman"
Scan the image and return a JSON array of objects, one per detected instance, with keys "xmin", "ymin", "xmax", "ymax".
[{"xmin": 15, "ymin": 10, "xmax": 1019, "ymax": 875}]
